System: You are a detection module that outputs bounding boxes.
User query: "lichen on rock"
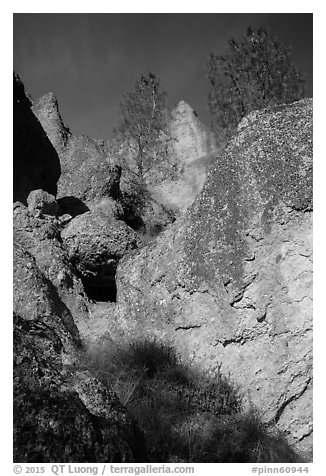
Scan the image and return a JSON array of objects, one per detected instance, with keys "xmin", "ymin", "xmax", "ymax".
[{"xmin": 114, "ymin": 99, "xmax": 313, "ymax": 458}]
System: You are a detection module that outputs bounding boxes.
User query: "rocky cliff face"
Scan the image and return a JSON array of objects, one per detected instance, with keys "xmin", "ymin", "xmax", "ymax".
[
  {"xmin": 13, "ymin": 200, "xmax": 90, "ymax": 327},
  {"xmin": 32, "ymin": 93, "xmax": 121, "ymax": 214},
  {"xmin": 12, "ymin": 72, "xmax": 313, "ymax": 462},
  {"xmin": 149, "ymin": 100, "xmax": 217, "ymax": 212},
  {"xmin": 114, "ymin": 99, "xmax": 313, "ymax": 457},
  {"xmin": 110, "ymin": 100, "xmax": 217, "ymax": 237},
  {"xmin": 13, "ymin": 241, "xmax": 141, "ymax": 462},
  {"xmin": 13, "ymin": 76, "xmax": 143, "ymax": 462}
]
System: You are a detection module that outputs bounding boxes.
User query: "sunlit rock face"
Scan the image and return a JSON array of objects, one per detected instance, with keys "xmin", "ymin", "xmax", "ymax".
[
  {"xmin": 114, "ymin": 99, "xmax": 313, "ymax": 459},
  {"xmin": 170, "ymin": 100, "xmax": 216, "ymax": 166},
  {"xmin": 149, "ymin": 100, "xmax": 217, "ymax": 213}
]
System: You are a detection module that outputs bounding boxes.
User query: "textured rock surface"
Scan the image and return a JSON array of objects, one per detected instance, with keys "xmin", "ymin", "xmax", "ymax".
[
  {"xmin": 13, "ymin": 202, "xmax": 89, "ymax": 327},
  {"xmin": 114, "ymin": 99, "xmax": 313, "ymax": 458},
  {"xmin": 27, "ymin": 189, "xmax": 59, "ymax": 216},
  {"xmin": 58, "ymin": 135, "xmax": 121, "ymax": 204},
  {"xmin": 32, "ymin": 92, "xmax": 70, "ymax": 154},
  {"xmin": 32, "ymin": 92, "xmax": 121, "ymax": 213},
  {"xmin": 89, "ymin": 196, "xmax": 124, "ymax": 220},
  {"xmin": 171, "ymin": 101, "xmax": 216, "ymax": 165},
  {"xmin": 13, "ymin": 73, "xmax": 61, "ymax": 203},
  {"xmin": 62, "ymin": 210, "xmax": 140, "ymax": 291},
  {"xmin": 13, "ymin": 240, "xmax": 80, "ymax": 346},
  {"xmin": 109, "ymin": 100, "xmax": 215, "ymax": 235},
  {"xmin": 149, "ymin": 100, "xmax": 217, "ymax": 212},
  {"xmin": 13, "ymin": 242, "xmax": 140, "ymax": 462}
]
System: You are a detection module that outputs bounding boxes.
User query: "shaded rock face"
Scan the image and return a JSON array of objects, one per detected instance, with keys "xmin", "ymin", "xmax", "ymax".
[
  {"xmin": 57, "ymin": 196, "xmax": 90, "ymax": 218},
  {"xmin": 13, "ymin": 73, "xmax": 61, "ymax": 203},
  {"xmin": 149, "ymin": 100, "xmax": 217, "ymax": 212},
  {"xmin": 32, "ymin": 93, "xmax": 121, "ymax": 214},
  {"xmin": 13, "ymin": 240, "xmax": 80, "ymax": 347},
  {"xmin": 114, "ymin": 99, "xmax": 313, "ymax": 457},
  {"xmin": 13, "ymin": 75, "xmax": 142, "ymax": 462},
  {"xmin": 61, "ymin": 210, "xmax": 141, "ymax": 299},
  {"xmin": 13, "ymin": 242, "xmax": 140, "ymax": 462}
]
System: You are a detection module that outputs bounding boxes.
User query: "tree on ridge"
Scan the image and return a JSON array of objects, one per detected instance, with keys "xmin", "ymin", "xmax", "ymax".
[{"xmin": 207, "ymin": 27, "xmax": 305, "ymax": 144}]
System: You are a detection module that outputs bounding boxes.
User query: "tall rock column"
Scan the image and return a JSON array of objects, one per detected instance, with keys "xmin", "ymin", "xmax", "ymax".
[
  {"xmin": 13, "ymin": 73, "xmax": 61, "ymax": 203},
  {"xmin": 149, "ymin": 100, "xmax": 217, "ymax": 212}
]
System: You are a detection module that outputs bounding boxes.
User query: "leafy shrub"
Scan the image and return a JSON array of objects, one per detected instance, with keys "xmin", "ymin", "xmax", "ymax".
[{"xmin": 85, "ymin": 338, "xmax": 302, "ymax": 463}]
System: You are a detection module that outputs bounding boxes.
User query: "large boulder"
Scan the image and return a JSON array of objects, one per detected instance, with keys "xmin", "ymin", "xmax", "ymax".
[
  {"xmin": 57, "ymin": 135, "xmax": 121, "ymax": 204},
  {"xmin": 13, "ymin": 73, "xmax": 61, "ymax": 203},
  {"xmin": 27, "ymin": 189, "xmax": 59, "ymax": 216},
  {"xmin": 114, "ymin": 99, "xmax": 313, "ymax": 458},
  {"xmin": 32, "ymin": 93, "xmax": 121, "ymax": 211},
  {"xmin": 13, "ymin": 241, "xmax": 141, "ymax": 462},
  {"xmin": 13, "ymin": 240, "xmax": 80, "ymax": 346},
  {"xmin": 13, "ymin": 201, "xmax": 89, "ymax": 328},
  {"xmin": 62, "ymin": 210, "xmax": 140, "ymax": 299}
]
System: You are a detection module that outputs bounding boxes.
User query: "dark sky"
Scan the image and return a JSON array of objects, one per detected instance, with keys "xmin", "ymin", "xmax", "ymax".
[{"xmin": 13, "ymin": 13, "xmax": 313, "ymax": 140}]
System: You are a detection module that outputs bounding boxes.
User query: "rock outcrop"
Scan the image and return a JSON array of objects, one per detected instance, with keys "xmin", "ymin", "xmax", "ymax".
[
  {"xmin": 61, "ymin": 209, "xmax": 140, "ymax": 299},
  {"xmin": 109, "ymin": 100, "xmax": 216, "ymax": 236},
  {"xmin": 13, "ymin": 71, "xmax": 313, "ymax": 462},
  {"xmin": 149, "ymin": 100, "xmax": 217, "ymax": 212},
  {"xmin": 13, "ymin": 201, "xmax": 89, "ymax": 328},
  {"xmin": 27, "ymin": 189, "xmax": 59, "ymax": 216},
  {"xmin": 114, "ymin": 99, "xmax": 313, "ymax": 458},
  {"xmin": 57, "ymin": 135, "xmax": 121, "ymax": 205},
  {"xmin": 32, "ymin": 93, "xmax": 121, "ymax": 215},
  {"xmin": 13, "ymin": 75, "xmax": 143, "ymax": 463},
  {"xmin": 13, "ymin": 240, "xmax": 141, "ymax": 462},
  {"xmin": 13, "ymin": 73, "xmax": 61, "ymax": 203},
  {"xmin": 31, "ymin": 92, "xmax": 70, "ymax": 154}
]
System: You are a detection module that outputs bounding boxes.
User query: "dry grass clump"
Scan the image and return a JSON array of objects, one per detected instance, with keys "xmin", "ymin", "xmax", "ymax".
[{"xmin": 85, "ymin": 338, "xmax": 301, "ymax": 463}]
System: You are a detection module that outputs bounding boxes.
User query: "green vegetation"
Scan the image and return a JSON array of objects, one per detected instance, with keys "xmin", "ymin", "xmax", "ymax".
[
  {"xmin": 207, "ymin": 27, "xmax": 305, "ymax": 145},
  {"xmin": 86, "ymin": 338, "xmax": 301, "ymax": 463}
]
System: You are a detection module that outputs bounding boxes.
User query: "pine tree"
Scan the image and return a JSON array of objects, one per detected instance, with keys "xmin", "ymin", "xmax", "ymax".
[
  {"xmin": 207, "ymin": 27, "xmax": 305, "ymax": 144},
  {"xmin": 116, "ymin": 73, "xmax": 170, "ymax": 180}
]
